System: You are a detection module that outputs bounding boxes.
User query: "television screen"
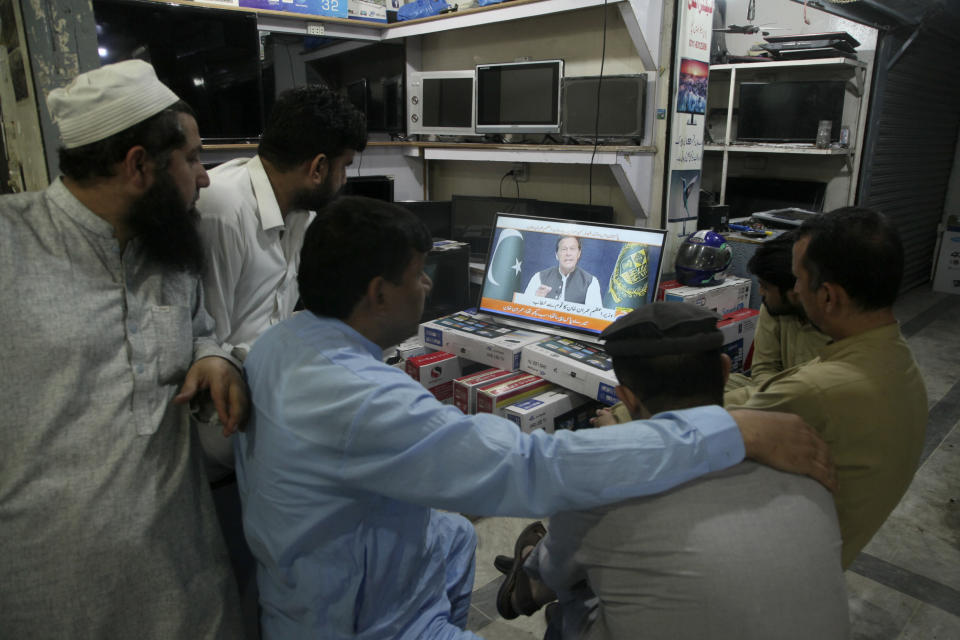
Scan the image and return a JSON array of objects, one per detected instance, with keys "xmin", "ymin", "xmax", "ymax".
[
  {"xmin": 451, "ymin": 195, "xmax": 538, "ymax": 261},
  {"xmin": 408, "ymin": 71, "xmax": 476, "ymax": 136},
  {"xmin": 676, "ymin": 58, "xmax": 709, "ymax": 117},
  {"xmin": 93, "ymin": 0, "xmax": 263, "ymax": 143},
  {"xmin": 479, "ymin": 215, "xmax": 666, "ymax": 337},
  {"xmin": 562, "ymin": 74, "xmax": 646, "ymax": 140},
  {"xmin": 476, "ymin": 60, "xmax": 563, "ymax": 134},
  {"xmin": 738, "ymin": 81, "xmax": 845, "ymax": 143}
]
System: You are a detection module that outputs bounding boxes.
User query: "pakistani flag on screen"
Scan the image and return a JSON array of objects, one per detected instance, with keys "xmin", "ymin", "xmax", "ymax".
[
  {"xmin": 603, "ymin": 243, "xmax": 650, "ymax": 312},
  {"xmin": 485, "ymin": 229, "xmax": 524, "ymax": 301}
]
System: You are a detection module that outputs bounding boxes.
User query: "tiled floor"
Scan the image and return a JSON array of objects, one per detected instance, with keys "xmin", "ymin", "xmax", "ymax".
[{"xmin": 467, "ymin": 286, "xmax": 960, "ymax": 639}]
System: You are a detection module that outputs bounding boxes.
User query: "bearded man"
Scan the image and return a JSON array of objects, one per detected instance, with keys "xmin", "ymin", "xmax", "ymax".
[
  {"xmin": 0, "ymin": 60, "xmax": 247, "ymax": 637},
  {"xmin": 195, "ymin": 84, "xmax": 367, "ymax": 355}
]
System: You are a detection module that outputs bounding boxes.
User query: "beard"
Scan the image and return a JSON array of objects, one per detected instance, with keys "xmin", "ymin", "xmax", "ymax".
[
  {"xmin": 290, "ymin": 178, "xmax": 339, "ymax": 213},
  {"xmin": 127, "ymin": 169, "xmax": 205, "ymax": 275}
]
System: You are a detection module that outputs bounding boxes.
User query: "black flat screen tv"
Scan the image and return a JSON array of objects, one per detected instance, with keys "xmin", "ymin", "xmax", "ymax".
[
  {"xmin": 737, "ymin": 81, "xmax": 845, "ymax": 143},
  {"xmin": 93, "ymin": 0, "xmax": 264, "ymax": 143}
]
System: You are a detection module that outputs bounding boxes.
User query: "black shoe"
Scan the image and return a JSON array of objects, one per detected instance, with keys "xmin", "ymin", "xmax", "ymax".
[{"xmin": 493, "ymin": 554, "xmax": 513, "ymax": 574}]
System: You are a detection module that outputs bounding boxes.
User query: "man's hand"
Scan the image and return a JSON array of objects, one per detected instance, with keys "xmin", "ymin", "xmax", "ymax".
[
  {"xmin": 174, "ymin": 356, "xmax": 249, "ymax": 436},
  {"xmin": 590, "ymin": 407, "xmax": 619, "ymax": 428},
  {"xmin": 535, "ymin": 285, "xmax": 553, "ymax": 297},
  {"xmin": 729, "ymin": 409, "xmax": 837, "ymax": 492}
]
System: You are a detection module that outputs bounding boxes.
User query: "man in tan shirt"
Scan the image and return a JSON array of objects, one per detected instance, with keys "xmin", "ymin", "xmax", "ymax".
[
  {"xmin": 726, "ymin": 231, "xmax": 830, "ymax": 402},
  {"xmin": 728, "ymin": 207, "xmax": 927, "ymax": 567}
]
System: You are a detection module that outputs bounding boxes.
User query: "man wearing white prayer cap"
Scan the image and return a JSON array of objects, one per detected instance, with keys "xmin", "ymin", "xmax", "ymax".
[{"xmin": 0, "ymin": 60, "xmax": 247, "ymax": 638}]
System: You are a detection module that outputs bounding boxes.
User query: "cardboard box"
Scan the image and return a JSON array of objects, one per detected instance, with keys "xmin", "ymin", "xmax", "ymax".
[
  {"xmin": 503, "ymin": 389, "xmax": 590, "ymax": 434},
  {"xmin": 453, "ymin": 368, "xmax": 516, "ymax": 414},
  {"xmin": 932, "ymin": 229, "xmax": 960, "ymax": 295},
  {"xmin": 419, "ymin": 313, "xmax": 546, "ymax": 371},
  {"xmin": 349, "ymin": 0, "xmax": 387, "ymax": 21},
  {"xmin": 405, "ymin": 351, "xmax": 462, "ymax": 404},
  {"xmin": 657, "ymin": 276, "xmax": 751, "ymax": 316},
  {"xmin": 520, "ymin": 337, "xmax": 619, "ymax": 405},
  {"xmin": 239, "ymin": 0, "xmax": 349, "ymax": 17},
  {"xmin": 718, "ymin": 308, "xmax": 760, "ymax": 373},
  {"xmin": 475, "ymin": 372, "xmax": 554, "ymax": 416}
]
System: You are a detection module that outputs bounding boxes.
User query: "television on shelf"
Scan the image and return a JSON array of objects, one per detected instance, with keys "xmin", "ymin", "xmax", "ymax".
[
  {"xmin": 408, "ymin": 70, "xmax": 476, "ymax": 137},
  {"xmin": 93, "ymin": 0, "xmax": 264, "ymax": 143},
  {"xmin": 478, "ymin": 215, "xmax": 667, "ymax": 339},
  {"xmin": 676, "ymin": 57, "xmax": 709, "ymax": 124},
  {"xmin": 475, "ymin": 60, "xmax": 564, "ymax": 134},
  {"xmin": 562, "ymin": 74, "xmax": 647, "ymax": 141},
  {"xmin": 737, "ymin": 81, "xmax": 845, "ymax": 143}
]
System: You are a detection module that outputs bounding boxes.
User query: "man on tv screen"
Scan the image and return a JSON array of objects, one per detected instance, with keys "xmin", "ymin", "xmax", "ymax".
[{"xmin": 523, "ymin": 235, "xmax": 603, "ymax": 306}]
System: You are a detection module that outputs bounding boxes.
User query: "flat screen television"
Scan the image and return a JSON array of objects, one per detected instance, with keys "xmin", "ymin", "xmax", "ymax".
[
  {"xmin": 676, "ymin": 58, "xmax": 709, "ymax": 124},
  {"xmin": 724, "ymin": 177, "xmax": 827, "ymax": 219},
  {"xmin": 534, "ymin": 199, "xmax": 615, "ymax": 224},
  {"xmin": 479, "ymin": 215, "xmax": 666, "ymax": 338},
  {"xmin": 408, "ymin": 70, "xmax": 476, "ymax": 136},
  {"xmin": 562, "ymin": 74, "xmax": 647, "ymax": 141},
  {"xmin": 451, "ymin": 195, "xmax": 538, "ymax": 261},
  {"xmin": 93, "ymin": 0, "xmax": 263, "ymax": 143},
  {"xmin": 737, "ymin": 81, "xmax": 845, "ymax": 143},
  {"xmin": 399, "ymin": 201, "xmax": 453, "ymax": 239},
  {"xmin": 423, "ymin": 242, "xmax": 471, "ymax": 322},
  {"xmin": 475, "ymin": 60, "xmax": 563, "ymax": 134},
  {"xmin": 341, "ymin": 175, "xmax": 394, "ymax": 202}
]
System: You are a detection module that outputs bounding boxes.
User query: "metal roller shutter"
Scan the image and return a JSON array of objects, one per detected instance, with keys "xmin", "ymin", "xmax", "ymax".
[{"xmin": 858, "ymin": 31, "xmax": 960, "ymax": 290}]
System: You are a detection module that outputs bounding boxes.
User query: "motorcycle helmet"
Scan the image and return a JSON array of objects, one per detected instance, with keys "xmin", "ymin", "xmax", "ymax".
[{"xmin": 675, "ymin": 230, "xmax": 733, "ymax": 287}]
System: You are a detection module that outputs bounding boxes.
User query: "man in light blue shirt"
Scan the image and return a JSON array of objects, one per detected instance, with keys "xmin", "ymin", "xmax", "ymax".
[{"xmin": 234, "ymin": 196, "xmax": 835, "ymax": 639}]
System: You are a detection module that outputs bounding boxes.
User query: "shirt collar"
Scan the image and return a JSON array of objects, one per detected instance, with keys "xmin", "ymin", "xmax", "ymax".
[
  {"xmin": 47, "ymin": 177, "xmax": 116, "ymax": 238},
  {"xmin": 819, "ymin": 321, "xmax": 901, "ymax": 361},
  {"xmin": 248, "ymin": 155, "xmax": 285, "ymax": 231},
  {"xmin": 299, "ymin": 312, "xmax": 384, "ymax": 361}
]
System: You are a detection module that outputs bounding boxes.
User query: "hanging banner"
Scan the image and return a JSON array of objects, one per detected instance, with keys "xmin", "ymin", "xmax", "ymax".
[{"xmin": 665, "ymin": 0, "xmax": 714, "ymax": 237}]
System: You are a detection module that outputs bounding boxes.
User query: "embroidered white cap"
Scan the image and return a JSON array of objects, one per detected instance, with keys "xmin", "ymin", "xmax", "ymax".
[{"xmin": 46, "ymin": 60, "xmax": 180, "ymax": 149}]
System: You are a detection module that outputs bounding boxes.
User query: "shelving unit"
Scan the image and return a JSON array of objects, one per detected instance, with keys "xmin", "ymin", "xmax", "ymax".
[
  {"xmin": 187, "ymin": 0, "xmax": 666, "ymax": 222},
  {"xmin": 704, "ymin": 57, "xmax": 870, "ymax": 209}
]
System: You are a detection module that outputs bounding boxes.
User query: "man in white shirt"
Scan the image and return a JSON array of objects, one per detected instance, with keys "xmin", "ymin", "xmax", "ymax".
[
  {"xmin": 524, "ymin": 235, "xmax": 603, "ymax": 307},
  {"xmin": 196, "ymin": 84, "xmax": 367, "ymax": 353}
]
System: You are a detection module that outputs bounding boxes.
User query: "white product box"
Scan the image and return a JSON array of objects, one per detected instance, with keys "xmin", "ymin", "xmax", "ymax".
[
  {"xmin": 519, "ymin": 337, "xmax": 619, "ymax": 405},
  {"xmin": 349, "ymin": 0, "xmax": 387, "ymax": 22},
  {"xmin": 718, "ymin": 308, "xmax": 760, "ymax": 373},
  {"xmin": 419, "ymin": 312, "xmax": 546, "ymax": 371},
  {"xmin": 932, "ymin": 229, "xmax": 960, "ymax": 295},
  {"xmin": 393, "ymin": 336, "xmax": 426, "ymax": 361},
  {"xmin": 405, "ymin": 351, "xmax": 462, "ymax": 404},
  {"xmin": 475, "ymin": 372, "xmax": 554, "ymax": 416},
  {"xmin": 502, "ymin": 389, "xmax": 590, "ymax": 434},
  {"xmin": 658, "ymin": 276, "xmax": 752, "ymax": 316},
  {"xmin": 453, "ymin": 368, "xmax": 516, "ymax": 414}
]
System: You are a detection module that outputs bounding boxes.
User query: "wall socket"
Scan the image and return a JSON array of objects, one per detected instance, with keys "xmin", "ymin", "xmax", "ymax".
[
  {"xmin": 306, "ymin": 23, "xmax": 325, "ymax": 36},
  {"xmin": 511, "ymin": 163, "xmax": 529, "ymax": 182}
]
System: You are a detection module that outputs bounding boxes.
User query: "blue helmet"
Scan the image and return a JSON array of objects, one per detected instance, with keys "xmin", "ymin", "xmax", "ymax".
[{"xmin": 675, "ymin": 230, "xmax": 733, "ymax": 287}]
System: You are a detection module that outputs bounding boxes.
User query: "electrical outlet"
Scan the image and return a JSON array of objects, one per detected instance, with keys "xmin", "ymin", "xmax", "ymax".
[
  {"xmin": 306, "ymin": 22, "xmax": 325, "ymax": 36},
  {"xmin": 512, "ymin": 163, "xmax": 529, "ymax": 182}
]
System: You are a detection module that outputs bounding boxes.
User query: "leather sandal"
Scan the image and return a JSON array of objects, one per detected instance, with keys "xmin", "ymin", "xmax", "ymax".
[{"xmin": 496, "ymin": 520, "xmax": 546, "ymax": 619}]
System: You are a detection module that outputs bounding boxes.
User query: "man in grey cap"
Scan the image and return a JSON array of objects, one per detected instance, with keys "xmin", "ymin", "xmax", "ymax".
[
  {"xmin": 0, "ymin": 60, "xmax": 246, "ymax": 637},
  {"xmin": 496, "ymin": 302, "xmax": 849, "ymax": 640}
]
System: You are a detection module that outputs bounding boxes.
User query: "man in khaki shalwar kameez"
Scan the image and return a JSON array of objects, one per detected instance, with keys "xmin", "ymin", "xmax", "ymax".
[{"xmin": 728, "ymin": 207, "xmax": 927, "ymax": 567}]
